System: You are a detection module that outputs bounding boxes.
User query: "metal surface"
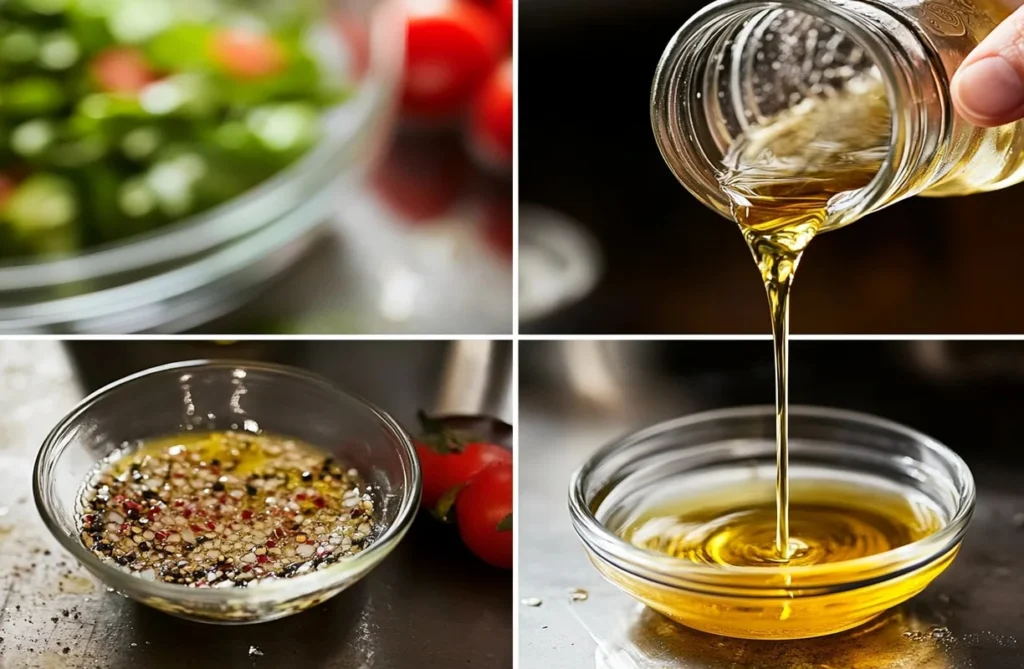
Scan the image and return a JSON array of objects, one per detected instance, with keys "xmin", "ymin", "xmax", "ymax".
[
  {"xmin": 519, "ymin": 340, "xmax": 1024, "ymax": 669},
  {"xmin": 0, "ymin": 341, "xmax": 512, "ymax": 668}
]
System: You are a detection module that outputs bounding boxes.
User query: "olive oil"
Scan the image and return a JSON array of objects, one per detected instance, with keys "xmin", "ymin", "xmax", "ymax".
[
  {"xmin": 624, "ymin": 481, "xmax": 942, "ymax": 568},
  {"xmin": 78, "ymin": 431, "xmax": 376, "ymax": 587},
  {"xmin": 717, "ymin": 77, "xmax": 892, "ymax": 559},
  {"xmin": 599, "ymin": 473, "xmax": 959, "ymax": 639}
]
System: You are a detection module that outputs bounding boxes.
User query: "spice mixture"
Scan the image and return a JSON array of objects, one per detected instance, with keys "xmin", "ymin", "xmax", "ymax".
[{"xmin": 78, "ymin": 431, "xmax": 377, "ymax": 587}]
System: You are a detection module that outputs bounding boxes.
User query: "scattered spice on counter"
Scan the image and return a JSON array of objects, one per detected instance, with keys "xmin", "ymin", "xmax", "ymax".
[{"xmin": 78, "ymin": 431, "xmax": 377, "ymax": 588}]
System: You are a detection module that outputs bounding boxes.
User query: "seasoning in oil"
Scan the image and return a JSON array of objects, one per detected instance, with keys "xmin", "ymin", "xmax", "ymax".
[{"xmin": 78, "ymin": 431, "xmax": 376, "ymax": 587}]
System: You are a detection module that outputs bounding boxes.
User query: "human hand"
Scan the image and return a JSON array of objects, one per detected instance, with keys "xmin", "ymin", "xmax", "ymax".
[{"xmin": 952, "ymin": 10, "xmax": 1024, "ymax": 127}]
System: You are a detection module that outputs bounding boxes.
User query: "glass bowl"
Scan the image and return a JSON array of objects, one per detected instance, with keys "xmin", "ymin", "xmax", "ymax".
[
  {"xmin": 569, "ymin": 405, "xmax": 975, "ymax": 640},
  {"xmin": 0, "ymin": 0, "xmax": 405, "ymax": 334},
  {"xmin": 34, "ymin": 360, "xmax": 420, "ymax": 624}
]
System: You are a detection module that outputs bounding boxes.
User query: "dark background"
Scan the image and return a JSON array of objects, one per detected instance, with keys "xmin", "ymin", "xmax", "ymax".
[
  {"xmin": 521, "ymin": 339, "xmax": 1024, "ymax": 470},
  {"xmin": 519, "ymin": 0, "xmax": 1024, "ymax": 335}
]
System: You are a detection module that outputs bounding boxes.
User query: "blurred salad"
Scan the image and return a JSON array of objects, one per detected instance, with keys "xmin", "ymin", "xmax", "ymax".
[{"xmin": 0, "ymin": 0, "xmax": 348, "ymax": 260}]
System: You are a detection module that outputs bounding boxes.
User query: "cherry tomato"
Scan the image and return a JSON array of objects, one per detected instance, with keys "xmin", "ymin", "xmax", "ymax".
[
  {"xmin": 372, "ymin": 132, "xmax": 468, "ymax": 222},
  {"xmin": 468, "ymin": 58, "xmax": 512, "ymax": 170},
  {"xmin": 466, "ymin": 0, "xmax": 512, "ymax": 39},
  {"xmin": 403, "ymin": 0, "xmax": 504, "ymax": 119},
  {"xmin": 210, "ymin": 29, "xmax": 286, "ymax": 79},
  {"xmin": 493, "ymin": 0, "xmax": 512, "ymax": 44},
  {"xmin": 456, "ymin": 463, "xmax": 512, "ymax": 569},
  {"xmin": 481, "ymin": 187, "xmax": 513, "ymax": 260},
  {"xmin": 416, "ymin": 439, "xmax": 512, "ymax": 508},
  {"xmin": 90, "ymin": 48, "xmax": 159, "ymax": 94},
  {"xmin": 0, "ymin": 174, "xmax": 17, "ymax": 211}
]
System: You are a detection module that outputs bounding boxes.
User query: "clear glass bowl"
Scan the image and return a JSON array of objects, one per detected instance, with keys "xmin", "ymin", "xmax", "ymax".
[
  {"xmin": 34, "ymin": 360, "xmax": 420, "ymax": 624},
  {"xmin": 569, "ymin": 406, "xmax": 975, "ymax": 639},
  {"xmin": 0, "ymin": 0, "xmax": 406, "ymax": 334}
]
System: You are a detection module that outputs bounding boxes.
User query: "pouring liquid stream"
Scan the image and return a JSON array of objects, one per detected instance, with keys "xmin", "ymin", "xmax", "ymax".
[{"xmin": 717, "ymin": 76, "xmax": 891, "ymax": 562}]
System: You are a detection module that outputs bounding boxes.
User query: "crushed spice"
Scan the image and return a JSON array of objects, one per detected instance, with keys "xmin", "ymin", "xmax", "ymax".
[{"xmin": 78, "ymin": 431, "xmax": 377, "ymax": 587}]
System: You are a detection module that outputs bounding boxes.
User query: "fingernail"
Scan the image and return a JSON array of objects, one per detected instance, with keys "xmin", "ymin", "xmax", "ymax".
[{"xmin": 954, "ymin": 57, "xmax": 1024, "ymax": 121}]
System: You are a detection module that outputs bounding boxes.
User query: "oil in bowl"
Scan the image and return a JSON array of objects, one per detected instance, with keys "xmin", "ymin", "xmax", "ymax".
[
  {"xmin": 34, "ymin": 360, "xmax": 420, "ymax": 624},
  {"xmin": 569, "ymin": 406, "xmax": 975, "ymax": 640},
  {"xmin": 79, "ymin": 431, "xmax": 377, "ymax": 588}
]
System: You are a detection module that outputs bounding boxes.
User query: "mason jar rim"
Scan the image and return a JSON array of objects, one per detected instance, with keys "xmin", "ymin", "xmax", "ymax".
[
  {"xmin": 650, "ymin": 0, "xmax": 937, "ymax": 229},
  {"xmin": 568, "ymin": 405, "xmax": 975, "ymax": 594}
]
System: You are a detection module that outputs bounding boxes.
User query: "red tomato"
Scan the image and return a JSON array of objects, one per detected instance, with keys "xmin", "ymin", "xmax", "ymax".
[
  {"xmin": 481, "ymin": 189, "xmax": 513, "ymax": 260},
  {"xmin": 210, "ymin": 29, "xmax": 286, "ymax": 79},
  {"xmin": 468, "ymin": 58, "xmax": 512, "ymax": 170},
  {"xmin": 403, "ymin": 0, "xmax": 504, "ymax": 119},
  {"xmin": 416, "ymin": 440, "xmax": 512, "ymax": 508},
  {"xmin": 493, "ymin": 0, "xmax": 512, "ymax": 44},
  {"xmin": 0, "ymin": 174, "xmax": 16, "ymax": 210},
  {"xmin": 90, "ymin": 48, "xmax": 159, "ymax": 94},
  {"xmin": 456, "ymin": 463, "xmax": 512, "ymax": 569},
  {"xmin": 372, "ymin": 132, "xmax": 468, "ymax": 222}
]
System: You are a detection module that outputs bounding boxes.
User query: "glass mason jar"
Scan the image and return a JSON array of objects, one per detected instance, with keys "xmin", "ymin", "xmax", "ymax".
[{"xmin": 651, "ymin": 0, "xmax": 1024, "ymax": 232}]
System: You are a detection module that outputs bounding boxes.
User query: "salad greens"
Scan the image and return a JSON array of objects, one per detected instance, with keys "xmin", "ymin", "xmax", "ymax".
[{"xmin": 0, "ymin": 0, "xmax": 346, "ymax": 260}]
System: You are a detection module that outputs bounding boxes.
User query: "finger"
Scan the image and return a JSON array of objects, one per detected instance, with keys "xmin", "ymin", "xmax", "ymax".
[{"xmin": 951, "ymin": 6, "xmax": 1024, "ymax": 127}]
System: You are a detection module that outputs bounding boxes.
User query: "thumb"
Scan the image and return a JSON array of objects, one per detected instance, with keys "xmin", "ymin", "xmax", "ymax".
[{"xmin": 952, "ymin": 7, "xmax": 1024, "ymax": 127}]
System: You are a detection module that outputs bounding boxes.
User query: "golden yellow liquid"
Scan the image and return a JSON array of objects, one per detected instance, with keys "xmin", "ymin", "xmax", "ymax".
[
  {"xmin": 624, "ymin": 483, "xmax": 941, "ymax": 568},
  {"xmin": 717, "ymin": 77, "xmax": 892, "ymax": 559},
  {"xmin": 597, "ymin": 478, "xmax": 958, "ymax": 639}
]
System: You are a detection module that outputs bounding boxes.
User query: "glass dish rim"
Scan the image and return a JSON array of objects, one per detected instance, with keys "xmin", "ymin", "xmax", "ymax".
[
  {"xmin": 568, "ymin": 404, "xmax": 975, "ymax": 589},
  {"xmin": 33, "ymin": 359, "xmax": 422, "ymax": 604}
]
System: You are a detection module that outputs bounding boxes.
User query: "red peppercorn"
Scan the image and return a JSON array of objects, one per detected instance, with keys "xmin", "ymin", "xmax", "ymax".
[
  {"xmin": 257, "ymin": 554, "xmax": 268, "ymax": 564},
  {"xmin": 241, "ymin": 510, "xmax": 253, "ymax": 520},
  {"xmin": 120, "ymin": 523, "xmax": 130, "ymax": 533},
  {"xmin": 242, "ymin": 565, "xmax": 252, "ymax": 572},
  {"xmin": 207, "ymin": 521, "xmax": 216, "ymax": 531},
  {"xmin": 174, "ymin": 499, "xmax": 185, "ymax": 507},
  {"xmin": 313, "ymin": 497, "xmax": 326, "ymax": 509},
  {"xmin": 295, "ymin": 493, "xmax": 307, "ymax": 501},
  {"xmin": 155, "ymin": 531, "xmax": 168, "ymax": 541},
  {"xmin": 190, "ymin": 524, "xmax": 203, "ymax": 534},
  {"xmin": 83, "ymin": 514, "xmax": 95, "ymax": 525},
  {"xmin": 183, "ymin": 509, "xmax": 193, "ymax": 519},
  {"xmin": 124, "ymin": 500, "xmax": 140, "ymax": 512},
  {"xmin": 265, "ymin": 540, "xmax": 276, "ymax": 548}
]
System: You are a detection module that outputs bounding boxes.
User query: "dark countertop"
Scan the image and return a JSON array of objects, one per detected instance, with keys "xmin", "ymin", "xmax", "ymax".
[
  {"xmin": 0, "ymin": 341, "xmax": 513, "ymax": 669},
  {"xmin": 520, "ymin": 0, "xmax": 1024, "ymax": 335},
  {"xmin": 519, "ymin": 340, "xmax": 1024, "ymax": 668}
]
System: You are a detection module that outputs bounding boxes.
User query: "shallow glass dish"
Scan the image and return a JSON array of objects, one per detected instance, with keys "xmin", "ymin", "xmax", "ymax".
[
  {"xmin": 569, "ymin": 406, "xmax": 975, "ymax": 640},
  {"xmin": 34, "ymin": 360, "xmax": 420, "ymax": 624},
  {"xmin": 0, "ymin": 0, "xmax": 405, "ymax": 334}
]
